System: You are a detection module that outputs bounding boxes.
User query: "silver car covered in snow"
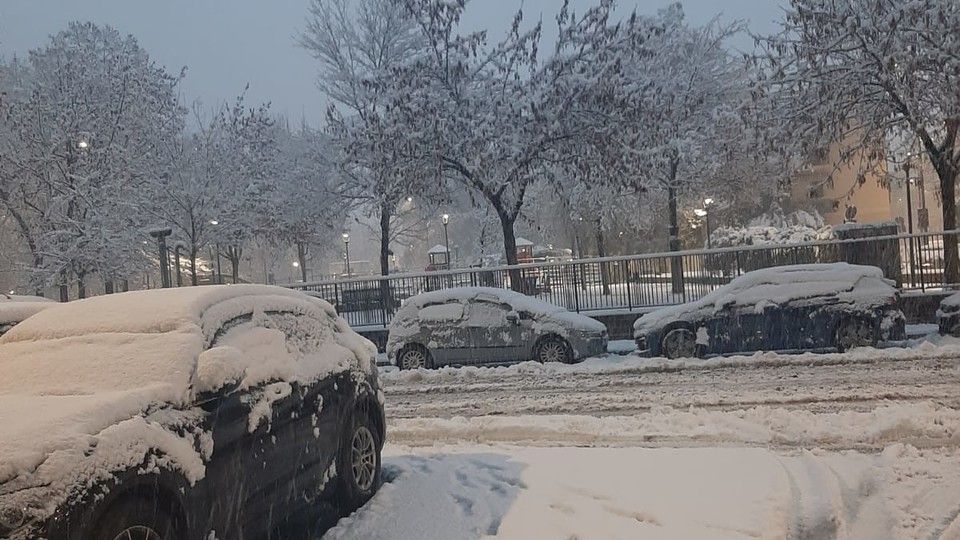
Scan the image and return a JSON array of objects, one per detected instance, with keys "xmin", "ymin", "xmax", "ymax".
[{"xmin": 387, "ymin": 287, "xmax": 607, "ymax": 369}]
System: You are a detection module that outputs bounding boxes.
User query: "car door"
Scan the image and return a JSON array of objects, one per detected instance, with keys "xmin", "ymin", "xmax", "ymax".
[
  {"xmin": 201, "ymin": 310, "xmax": 346, "ymax": 538},
  {"xmin": 416, "ymin": 301, "xmax": 469, "ymax": 365},
  {"xmin": 464, "ymin": 300, "xmax": 520, "ymax": 363}
]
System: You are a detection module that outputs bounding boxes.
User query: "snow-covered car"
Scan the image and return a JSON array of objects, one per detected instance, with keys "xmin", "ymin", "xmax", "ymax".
[
  {"xmin": 634, "ymin": 263, "xmax": 906, "ymax": 359},
  {"xmin": 0, "ymin": 285, "xmax": 384, "ymax": 539},
  {"xmin": 0, "ymin": 294, "xmax": 55, "ymax": 337},
  {"xmin": 386, "ymin": 287, "xmax": 607, "ymax": 369},
  {"xmin": 937, "ymin": 292, "xmax": 960, "ymax": 336}
]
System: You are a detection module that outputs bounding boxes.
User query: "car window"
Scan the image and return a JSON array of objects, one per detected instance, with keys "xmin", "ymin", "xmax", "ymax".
[
  {"xmin": 466, "ymin": 301, "xmax": 509, "ymax": 327},
  {"xmin": 418, "ymin": 302, "xmax": 465, "ymax": 322}
]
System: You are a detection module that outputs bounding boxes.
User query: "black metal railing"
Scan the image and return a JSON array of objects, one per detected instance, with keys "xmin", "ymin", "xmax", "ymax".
[{"xmin": 288, "ymin": 230, "xmax": 960, "ymax": 328}]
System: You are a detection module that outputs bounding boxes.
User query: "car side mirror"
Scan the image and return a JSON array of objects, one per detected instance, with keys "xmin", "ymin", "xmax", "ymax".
[
  {"xmin": 193, "ymin": 346, "xmax": 245, "ymax": 405},
  {"xmin": 506, "ymin": 311, "xmax": 519, "ymax": 324}
]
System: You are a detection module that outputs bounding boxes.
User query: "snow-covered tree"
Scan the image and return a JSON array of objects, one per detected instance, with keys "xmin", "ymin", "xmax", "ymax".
[
  {"xmin": 299, "ymin": 0, "xmax": 432, "ymax": 280},
  {"xmin": 0, "ymin": 23, "xmax": 184, "ymax": 297},
  {"xmin": 383, "ymin": 0, "xmax": 629, "ymax": 290},
  {"xmin": 270, "ymin": 120, "xmax": 347, "ymax": 282},
  {"xmin": 756, "ymin": 0, "xmax": 960, "ymax": 281}
]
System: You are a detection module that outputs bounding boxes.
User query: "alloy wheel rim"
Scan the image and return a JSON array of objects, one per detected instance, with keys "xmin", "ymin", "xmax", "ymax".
[
  {"xmin": 540, "ymin": 341, "xmax": 565, "ymax": 363},
  {"xmin": 665, "ymin": 330, "xmax": 696, "ymax": 358},
  {"xmin": 112, "ymin": 526, "xmax": 162, "ymax": 540},
  {"xmin": 401, "ymin": 349, "xmax": 425, "ymax": 369},
  {"xmin": 351, "ymin": 426, "xmax": 377, "ymax": 491},
  {"xmin": 839, "ymin": 321, "xmax": 871, "ymax": 349}
]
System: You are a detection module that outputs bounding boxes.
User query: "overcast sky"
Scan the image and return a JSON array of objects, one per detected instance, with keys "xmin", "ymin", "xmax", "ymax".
[{"xmin": 1, "ymin": 0, "xmax": 784, "ymax": 126}]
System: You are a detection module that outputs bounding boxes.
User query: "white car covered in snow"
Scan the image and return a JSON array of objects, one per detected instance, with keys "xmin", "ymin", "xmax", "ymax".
[
  {"xmin": 634, "ymin": 263, "xmax": 906, "ymax": 359},
  {"xmin": 386, "ymin": 287, "xmax": 607, "ymax": 369},
  {"xmin": 0, "ymin": 285, "xmax": 384, "ymax": 539},
  {"xmin": 0, "ymin": 294, "xmax": 55, "ymax": 337}
]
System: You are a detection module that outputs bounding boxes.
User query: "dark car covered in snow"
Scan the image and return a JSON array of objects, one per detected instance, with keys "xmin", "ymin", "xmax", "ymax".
[
  {"xmin": 634, "ymin": 263, "xmax": 906, "ymax": 359},
  {"xmin": 0, "ymin": 285, "xmax": 384, "ymax": 540},
  {"xmin": 937, "ymin": 292, "xmax": 960, "ymax": 336},
  {"xmin": 387, "ymin": 287, "xmax": 607, "ymax": 369}
]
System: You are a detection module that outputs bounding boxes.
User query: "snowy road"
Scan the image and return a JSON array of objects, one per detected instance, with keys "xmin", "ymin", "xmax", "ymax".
[
  {"xmin": 380, "ymin": 343, "xmax": 960, "ymax": 450},
  {"xmin": 324, "ymin": 342, "xmax": 960, "ymax": 539}
]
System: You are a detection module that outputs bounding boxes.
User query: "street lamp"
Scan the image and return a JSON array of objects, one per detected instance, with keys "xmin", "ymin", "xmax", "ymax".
[
  {"xmin": 342, "ymin": 233, "xmax": 352, "ymax": 276},
  {"xmin": 209, "ymin": 219, "xmax": 222, "ymax": 284},
  {"xmin": 701, "ymin": 198, "xmax": 715, "ymax": 248},
  {"xmin": 441, "ymin": 214, "xmax": 451, "ymax": 268}
]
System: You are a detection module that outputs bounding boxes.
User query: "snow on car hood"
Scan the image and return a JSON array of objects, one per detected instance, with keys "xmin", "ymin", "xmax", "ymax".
[{"xmin": 633, "ymin": 263, "xmax": 897, "ymax": 336}]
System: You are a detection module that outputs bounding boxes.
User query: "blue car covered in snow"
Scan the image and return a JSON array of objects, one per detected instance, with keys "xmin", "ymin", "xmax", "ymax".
[{"xmin": 634, "ymin": 264, "xmax": 906, "ymax": 359}]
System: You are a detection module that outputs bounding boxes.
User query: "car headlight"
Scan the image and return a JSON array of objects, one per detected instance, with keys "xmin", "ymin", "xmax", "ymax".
[{"xmin": 0, "ymin": 505, "xmax": 26, "ymax": 533}]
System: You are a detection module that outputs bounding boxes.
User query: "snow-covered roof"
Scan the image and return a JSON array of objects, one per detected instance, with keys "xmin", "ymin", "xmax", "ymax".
[
  {"xmin": 0, "ymin": 285, "xmax": 375, "ymax": 401},
  {"xmin": 0, "ymin": 285, "xmax": 377, "ymax": 490},
  {"xmin": 395, "ymin": 287, "xmax": 565, "ymax": 315},
  {"xmin": 428, "ymin": 244, "xmax": 449, "ymax": 254},
  {"xmin": 515, "ymin": 237, "xmax": 534, "ymax": 247},
  {"xmin": 634, "ymin": 263, "xmax": 897, "ymax": 335}
]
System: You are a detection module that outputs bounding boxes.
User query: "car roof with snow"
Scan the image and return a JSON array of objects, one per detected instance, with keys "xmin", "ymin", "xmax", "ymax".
[
  {"xmin": 0, "ymin": 295, "xmax": 56, "ymax": 328},
  {"xmin": 394, "ymin": 287, "xmax": 566, "ymax": 318},
  {"xmin": 0, "ymin": 285, "xmax": 377, "ymax": 485},
  {"xmin": 634, "ymin": 263, "xmax": 897, "ymax": 333},
  {"xmin": 0, "ymin": 285, "xmax": 374, "ymax": 401}
]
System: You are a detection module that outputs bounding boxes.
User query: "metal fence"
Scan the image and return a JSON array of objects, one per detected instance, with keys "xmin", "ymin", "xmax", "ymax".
[{"xmin": 287, "ymin": 230, "xmax": 960, "ymax": 328}]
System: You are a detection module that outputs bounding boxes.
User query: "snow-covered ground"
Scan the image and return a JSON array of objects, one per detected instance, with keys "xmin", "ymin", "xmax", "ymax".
[{"xmin": 326, "ymin": 339, "xmax": 960, "ymax": 539}]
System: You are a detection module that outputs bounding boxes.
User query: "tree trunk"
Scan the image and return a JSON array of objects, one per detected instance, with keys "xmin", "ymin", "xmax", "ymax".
[
  {"xmin": 922, "ymin": 126, "xmax": 959, "ymax": 285},
  {"xmin": 59, "ymin": 270, "xmax": 69, "ymax": 302},
  {"xmin": 596, "ymin": 220, "xmax": 610, "ymax": 296},
  {"xmin": 227, "ymin": 246, "xmax": 242, "ymax": 284},
  {"xmin": 498, "ymin": 211, "xmax": 523, "ymax": 292},
  {"xmin": 667, "ymin": 185, "xmax": 684, "ymax": 295},
  {"xmin": 296, "ymin": 242, "xmax": 308, "ymax": 283},
  {"xmin": 77, "ymin": 272, "xmax": 86, "ymax": 299},
  {"xmin": 190, "ymin": 247, "xmax": 199, "ymax": 286},
  {"xmin": 378, "ymin": 203, "xmax": 394, "ymax": 314},
  {"xmin": 934, "ymin": 159, "xmax": 959, "ymax": 285}
]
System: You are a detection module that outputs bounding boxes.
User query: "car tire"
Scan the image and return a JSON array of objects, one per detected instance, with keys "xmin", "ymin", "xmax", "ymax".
[
  {"xmin": 397, "ymin": 344, "xmax": 431, "ymax": 370},
  {"xmin": 535, "ymin": 336, "xmax": 574, "ymax": 364},
  {"xmin": 835, "ymin": 318, "xmax": 876, "ymax": 352},
  {"xmin": 91, "ymin": 495, "xmax": 181, "ymax": 540},
  {"xmin": 661, "ymin": 328, "xmax": 698, "ymax": 359},
  {"xmin": 337, "ymin": 410, "xmax": 382, "ymax": 515}
]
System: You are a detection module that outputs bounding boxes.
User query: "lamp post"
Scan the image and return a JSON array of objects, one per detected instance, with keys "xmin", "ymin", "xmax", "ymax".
[
  {"xmin": 441, "ymin": 214, "xmax": 451, "ymax": 269},
  {"xmin": 702, "ymin": 198, "xmax": 715, "ymax": 248},
  {"xmin": 173, "ymin": 242, "xmax": 184, "ymax": 287},
  {"xmin": 694, "ymin": 208, "xmax": 708, "ymax": 247},
  {"xmin": 209, "ymin": 220, "xmax": 222, "ymax": 284},
  {"xmin": 342, "ymin": 233, "xmax": 351, "ymax": 276}
]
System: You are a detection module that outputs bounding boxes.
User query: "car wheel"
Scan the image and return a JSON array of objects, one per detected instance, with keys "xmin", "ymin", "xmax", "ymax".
[
  {"xmin": 536, "ymin": 336, "xmax": 573, "ymax": 364},
  {"xmin": 398, "ymin": 345, "xmax": 430, "ymax": 370},
  {"xmin": 337, "ymin": 410, "xmax": 382, "ymax": 515},
  {"xmin": 835, "ymin": 318, "xmax": 876, "ymax": 351},
  {"xmin": 92, "ymin": 496, "xmax": 181, "ymax": 540},
  {"xmin": 661, "ymin": 328, "xmax": 698, "ymax": 359}
]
